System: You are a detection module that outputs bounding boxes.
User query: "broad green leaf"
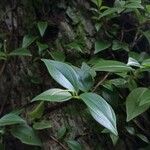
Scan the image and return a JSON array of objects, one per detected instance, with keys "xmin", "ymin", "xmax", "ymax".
[
  {"xmin": 94, "ymin": 41, "xmax": 111, "ymax": 54},
  {"xmin": 22, "ymin": 35, "xmax": 37, "ymax": 48},
  {"xmin": 126, "ymin": 88, "xmax": 150, "ymax": 121},
  {"xmin": 33, "ymin": 120, "xmax": 52, "ymax": 130},
  {"xmin": 93, "ymin": 60, "xmax": 133, "ymax": 72},
  {"xmin": 37, "ymin": 21, "xmax": 48, "ymax": 37},
  {"xmin": 42, "ymin": 59, "xmax": 79, "ymax": 92},
  {"xmin": 126, "ymin": 126, "xmax": 135, "ymax": 135},
  {"xmin": 67, "ymin": 140, "xmax": 82, "ymax": 150},
  {"xmin": 9, "ymin": 48, "xmax": 32, "ymax": 57},
  {"xmin": 80, "ymin": 93, "xmax": 118, "ymax": 135},
  {"xmin": 11, "ymin": 124, "xmax": 42, "ymax": 146},
  {"xmin": 0, "ymin": 113, "xmax": 25, "ymax": 126},
  {"xmin": 29, "ymin": 102, "xmax": 44, "ymax": 119},
  {"xmin": 36, "ymin": 42, "xmax": 48, "ymax": 55},
  {"xmin": 49, "ymin": 51, "xmax": 65, "ymax": 62},
  {"xmin": 57, "ymin": 126, "xmax": 67, "ymax": 139},
  {"xmin": 32, "ymin": 88, "xmax": 72, "ymax": 102},
  {"xmin": 139, "ymin": 89, "xmax": 150, "ymax": 106}
]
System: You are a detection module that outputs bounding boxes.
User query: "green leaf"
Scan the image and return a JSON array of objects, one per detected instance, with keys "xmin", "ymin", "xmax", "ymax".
[
  {"xmin": 93, "ymin": 60, "xmax": 133, "ymax": 72},
  {"xmin": 67, "ymin": 42, "xmax": 83, "ymax": 53},
  {"xmin": 136, "ymin": 134, "xmax": 149, "ymax": 143},
  {"xmin": 22, "ymin": 35, "xmax": 37, "ymax": 48},
  {"xmin": 0, "ymin": 113, "xmax": 25, "ymax": 126},
  {"xmin": 57, "ymin": 126, "xmax": 67, "ymax": 139},
  {"xmin": 127, "ymin": 57, "xmax": 140, "ymax": 67},
  {"xmin": 11, "ymin": 124, "xmax": 42, "ymax": 146},
  {"xmin": 112, "ymin": 40, "xmax": 129, "ymax": 51},
  {"xmin": 67, "ymin": 140, "xmax": 82, "ymax": 150},
  {"xmin": 32, "ymin": 88, "xmax": 72, "ymax": 102},
  {"xmin": 125, "ymin": 2, "xmax": 144, "ymax": 9},
  {"xmin": 73, "ymin": 64, "xmax": 94, "ymax": 92},
  {"xmin": 37, "ymin": 21, "xmax": 48, "ymax": 37},
  {"xmin": 143, "ymin": 31, "xmax": 150, "ymax": 45},
  {"xmin": 29, "ymin": 102, "xmax": 44, "ymax": 119},
  {"xmin": 33, "ymin": 120, "xmax": 52, "ymax": 130},
  {"xmin": 80, "ymin": 93, "xmax": 118, "ymax": 135},
  {"xmin": 49, "ymin": 51, "xmax": 65, "ymax": 62},
  {"xmin": 139, "ymin": 89, "xmax": 150, "ymax": 106},
  {"xmin": 94, "ymin": 41, "xmax": 111, "ymax": 54},
  {"xmin": 126, "ymin": 88, "xmax": 150, "ymax": 121},
  {"xmin": 42, "ymin": 59, "xmax": 79, "ymax": 92},
  {"xmin": 0, "ymin": 51, "xmax": 7, "ymax": 60},
  {"xmin": 36, "ymin": 42, "xmax": 48, "ymax": 55},
  {"xmin": 9, "ymin": 48, "xmax": 32, "ymax": 57},
  {"xmin": 100, "ymin": 8, "xmax": 117, "ymax": 18},
  {"xmin": 141, "ymin": 58, "xmax": 150, "ymax": 67}
]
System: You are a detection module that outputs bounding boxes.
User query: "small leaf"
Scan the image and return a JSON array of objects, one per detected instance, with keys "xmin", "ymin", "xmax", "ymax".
[
  {"xmin": 32, "ymin": 88, "xmax": 72, "ymax": 102},
  {"xmin": 9, "ymin": 48, "xmax": 32, "ymax": 57},
  {"xmin": 57, "ymin": 126, "xmax": 67, "ymax": 139},
  {"xmin": 49, "ymin": 51, "xmax": 65, "ymax": 62},
  {"xmin": 42, "ymin": 59, "xmax": 79, "ymax": 92},
  {"xmin": 126, "ymin": 88, "xmax": 150, "ymax": 121},
  {"xmin": 36, "ymin": 42, "xmax": 48, "ymax": 55},
  {"xmin": 67, "ymin": 140, "xmax": 82, "ymax": 150},
  {"xmin": 143, "ymin": 31, "xmax": 150, "ymax": 45},
  {"xmin": 80, "ymin": 93, "xmax": 118, "ymax": 135},
  {"xmin": 94, "ymin": 41, "xmax": 111, "ymax": 54},
  {"xmin": 93, "ymin": 60, "xmax": 133, "ymax": 72},
  {"xmin": 37, "ymin": 21, "xmax": 48, "ymax": 37},
  {"xmin": 141, "ymin": 58, "xmax": 150, "ymax": 67},
  {"xmin": 22, "ymin": 35, "xmax": 37, "ymax": 48},
  {"xmin": 33, "ymin": 120, "xmax": 52, "ymax": 130},
  {"xmin": 29, "ymin": 102, "xmax": 44, "ymax": 119},
  {"xmin": 0, "ymin": 113, "xmax": 25, "ymax": 126},
  {"xmin": 127, "ymin": 57, "xmax": 140, "ymax": 67},
  {"xmin": 136, "ymin": 134, "xmax": 149, "ymax": 143},
  {"xmin": 11, "ymin": 124, "xmax": 42, "ymax": 146},
  {"xmin": 125, "ymin": 2, "xmax": 144, "ymax": 9}
]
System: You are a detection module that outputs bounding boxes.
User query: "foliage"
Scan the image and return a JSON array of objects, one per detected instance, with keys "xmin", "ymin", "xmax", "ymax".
[{"xmin": 0, "ymin": 0, "xmax": 150, "ymax": 149}]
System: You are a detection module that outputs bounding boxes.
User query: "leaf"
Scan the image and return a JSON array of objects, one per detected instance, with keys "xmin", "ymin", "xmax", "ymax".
[
  {"xmin": 49, "ymin": 51, "xmax": 65, "ymax": 62},
  {"xmin": 37, "ymin": 21, "xmax": 48, "ymax": 37},
  {"xmin": 11, "ymin": 124, "xmax": 42, "ymax": 146},
  {"xmin": 94, "ymin": 41, "xmax": 111, "ymax": 54},
  {"xmin": 141, "ymin": 58, "xmax": 150, "ymax": 67},
  {"xmin": 0, "ymin": 51, "xmax": 7, "ymax": 60},
  {"xmin": 127, "ymin": 57, "xmax": 140, "ymax": 67},
  {"xmin": 42, "ymin": 59, "xmax": 79, "ymax": 92},
  {"xmin": 0, "ymin": 113, "xmax": 25, "ymax": 126},
  {"xmin": 125, "ymin": 2, "xmax": 144, "ymax": 9},
  {"xmin": 33, "ymin": 120, "xmax": 52, "ymax": 130},
  {"xmin": 93, "ymin": 60, "xmax": 133, "ymax": 72},
  {"xmin": 9, "ymin": 48, "xmax": 32, "ymax": 57},
  {"xmin": 112, "ymin": 40, "xmax": 129, "ymax": 51},
  {"xmin": 22, "ymin": 35, "xmax": 37, "ymax": 48},
  {"xmin": 139, "ymin": 89, "xmax": 150, "ymax": 106},
  {"xmin": 67, "ymin": 140, "xmax": 82, "ymax": 150},
  {"xmin": 32, "ymin": 88, "xmax": 72, "ymax": 102},
  {"xmin": 143, "ymin": 31, "xmax": 150, "ymax": 45},
  {"xmin": 136, "ymin": 134, "xmax": 149, "ymax": 143},
  {"xmin": 73, "ymin": 64, "xmax": 94, "ymax": 92},
  {"xmin": 29, "ymin": 102, "xmax": 44, "ymax": 119},
  {"xmin": 100, "ymin": 8, "xmax": 117, "ymax": 18},
  {"xmin": 36, "ymin": 42, "xmax": 48, "ymax": 55},
  {"xmin": 80, "ymin": 93, "xmax": 118, "ymax": 135},
  {"xmin": 57, "ymin": 126, "xmax": 67, "ymax": 139},
  {"xmin": 67, "ymin": 42, "xmax": 83, "ymax": 52},
  {"xmin": 126, "ymin": 88, "xmax": 150, "ymax": 121}
]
